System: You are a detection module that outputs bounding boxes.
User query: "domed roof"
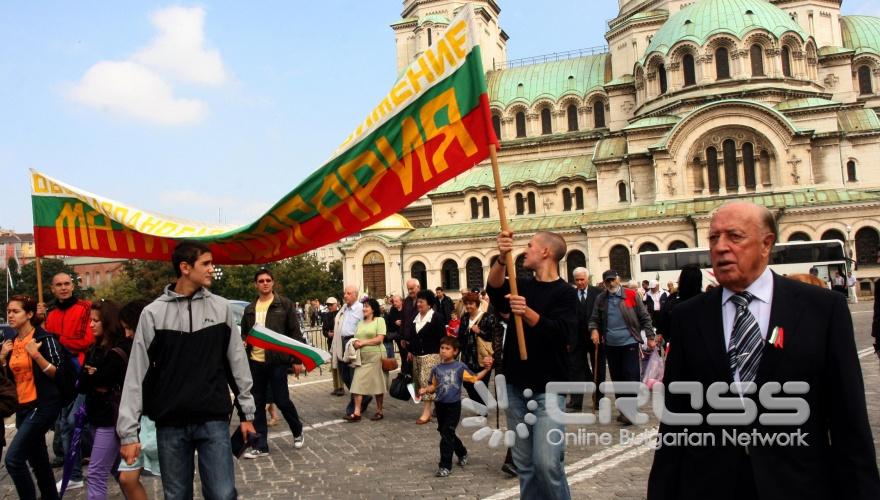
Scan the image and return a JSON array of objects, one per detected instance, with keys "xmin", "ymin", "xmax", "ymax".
[
  {"xmin": 363, "ymin": 214, "xmax": 414, "ymax": 232},
  {"xmin": 841, "ymin": 16, "xmax": 880, "ymax": 56},
  {"xmin": 641, "ymin": 0, "xmax": 808, "ymax": 65}
]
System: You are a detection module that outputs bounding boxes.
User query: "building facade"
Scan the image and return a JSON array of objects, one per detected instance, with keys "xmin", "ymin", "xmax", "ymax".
[{"xmin": 339, "ymin": 0, "xmax": 880, "ymax": 298}]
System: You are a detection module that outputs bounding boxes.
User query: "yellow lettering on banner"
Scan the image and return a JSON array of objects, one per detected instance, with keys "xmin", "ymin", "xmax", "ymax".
[
  {"xmin": 368, "ymin": 97, "xmax": 393, "ymax": 128},
  {"xmin": 120, "ymin": 228, "xmax": 137, "ymax": 253},
  {"xmin": 32, "ymin": 173, "xmax": 48, "ymax": 194},
  {"xmin": 406, "ymin": 56, "xmax": 436, "ymax": 94},
  {"xmin": 426, "ymin": 39, "xmax": 459, "ymax": 76},
  {"xmin": 86, "ymin": 210, "xmax": 117, "ymax": 251},
  {"xmin": 445, "ymin": 20, "xmax": 468, "ymax": 59},
  {"xmin": 55, "ymin": 202, "xmax": 90, "ymax": 251},
  {"xmin": 374, "ymin": 116, "xmax": 430, "ymax": 195},
  {"xmin": 139, "ymin": 216, "xmax": 162, "ymax": 235},
  {"xmin": 156, "ymin": 222, "xmax": 180, "ymax": 237},
  {"xmin": 420, "ymin": 87, "xmax": 478, "ymax": 173},
  {"xmin": 312, "ymin": 171, "xmax": 358, "ymax": 234},
  {"xmin": 256, "ymin": 194, "xmax": 312, "ymax": 250},
  {"xmin": 390, "ymin": 80, "xmax": 413, "ymax": 107},
  {"xmin": 143, "ymin": 235, "xmax": 170, "ymax": 255},
  {"xmin": 336, "ymin": 150, "xmax": 385, "ymax": 219}
]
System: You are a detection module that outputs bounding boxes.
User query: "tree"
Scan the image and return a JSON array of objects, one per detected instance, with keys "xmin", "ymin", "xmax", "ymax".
[
  {"xmin": 210, "ymin": 264, "xmax": 262, "ymax": 301},
  {"xmin": 124, "ymin": 260, "xmax": 176, "ymax": 299},
  {"xmin": 92, "ymin": 272, "xmax": 146, "ymax": 303},
  {"xmin": 271, "ymin": 256, "xmax": 342, "ymax": 304},
  {"xmin": 15, "ymin": 258, "xmax": 80, "ymax": 304}
]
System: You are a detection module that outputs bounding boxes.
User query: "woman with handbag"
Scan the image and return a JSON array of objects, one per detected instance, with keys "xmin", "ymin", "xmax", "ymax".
[
  {"xmin": 457, "ymin": 292, "xmax": 496, "ymax": 405},
  {"xmin": 1, "ymin": 295, "xmax": 67, "ymax": 500},
  {"xmin": 411, "ymin": 290, "xmax": 445, "ymax": 425},
  {"xmin": 78, "ymin": 300, "xmax": 132, "ymax": 500},
  {"xmin": 348, "ymin": 298, "xmax": 387, "ymax": 422}
]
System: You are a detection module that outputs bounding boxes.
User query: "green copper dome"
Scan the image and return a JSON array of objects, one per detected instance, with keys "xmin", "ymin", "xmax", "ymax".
[
  {"xmin": 487, "ymin": 53, "xmax": 608, "ymax": 109},
  {"xmin": 841, "ymin": 16, "xmax": 880, "ymax": 56},
  {"xmin": 641, "ymin": 0, "xmax": 808, "ymax": 65}
]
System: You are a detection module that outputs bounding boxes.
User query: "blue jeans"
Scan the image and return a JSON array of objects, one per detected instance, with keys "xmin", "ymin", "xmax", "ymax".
[
  {"xmin": 507, "ymin": 388, "xmax": 571, "ymax": 500},
  {"xmin": 6, "ymin": 404, "xmax": 62, "ymax": 500},
  {"xmin": 156, "ymin": 420, "xmax": 237, "ymax": 500}
]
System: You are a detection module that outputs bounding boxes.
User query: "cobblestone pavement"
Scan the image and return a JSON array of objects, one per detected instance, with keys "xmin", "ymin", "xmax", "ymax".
[{"xmin": 3, "ymin": 301, "xmax": 879, "ymax": 499}]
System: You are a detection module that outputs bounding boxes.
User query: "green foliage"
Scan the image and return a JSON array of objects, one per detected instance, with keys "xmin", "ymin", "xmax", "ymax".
[
  {"xmin": 210, "ymin": 256, "xmax": 343, "ymax": 304},
  {"xmin": 92, "ymin": 271, "xmax": 146, "ymax": 303},
  {"xmin": 209, "ymin": 264, "xmax": 262, "ymax": 301},
  {"xmin": 124, "ymin": 260, "xmax": 176, "ymax": 299}
]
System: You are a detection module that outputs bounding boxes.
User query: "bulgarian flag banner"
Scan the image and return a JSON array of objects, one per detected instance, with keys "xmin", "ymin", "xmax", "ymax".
[
  {"xmin": 30, "ymin": 5, "xmax": 497, "ymax": 264},
  {"xmin": 246, "ymin": 325, "xmax": 331, "ymax": 371}
]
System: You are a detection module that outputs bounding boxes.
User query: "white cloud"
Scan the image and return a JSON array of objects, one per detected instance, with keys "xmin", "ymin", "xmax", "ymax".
[
  {"xmin": 66, "ymin": 6, "xmax": 226, "ymax": 126},
  {"xmin": 132, "ymin": 6, "xmax": 228, "ymax": 86},
  {"xmin": 67, "ymin": 61, "xmax": 206, "ymax": 125}
]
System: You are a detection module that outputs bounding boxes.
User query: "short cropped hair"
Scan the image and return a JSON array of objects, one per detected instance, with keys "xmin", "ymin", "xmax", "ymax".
[
  {"xmin": 254, "ymin": 268, "xmax": 273, "ymax": 282},
  {"xmin": 439, "ymin": 335, "xmax": 460, "ymax": 351},
  {"xmin": 171, "ymin": 240, "xmax": 211, "ymax": 278}
]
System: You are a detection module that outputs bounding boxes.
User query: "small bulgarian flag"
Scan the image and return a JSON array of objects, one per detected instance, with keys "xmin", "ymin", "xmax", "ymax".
[{"xmin": 246, "ymin": 325, "xmax": 331, "ymax": 372}]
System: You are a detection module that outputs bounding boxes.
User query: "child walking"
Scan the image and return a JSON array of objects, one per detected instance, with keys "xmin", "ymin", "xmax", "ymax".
[{"xmin": 419, "ymin": 336, "xmax": 492, "ymax": 477}]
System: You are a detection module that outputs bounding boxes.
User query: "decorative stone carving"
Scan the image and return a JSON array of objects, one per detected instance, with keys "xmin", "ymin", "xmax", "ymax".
[
  {"xmin": 622, "ymin": 101, "xmax": 634, "ymax": 113},
  {"xmin": 823, "ymin": 73, "xmax": 839, "ymax": 88},
  {"xmin": 447, "ymin": 207, "xmax": 457, "ymax": 218},
  {"xmin": 788, "ymin": 156, "xmax": 802, "ymax": 184},
  {"xmin": 667, "ymin": 62, "xmax": 680, "ymax": 71},
  {"xmin": 663, "ymin": 167, "xmax": 678, "ymax": 195}
]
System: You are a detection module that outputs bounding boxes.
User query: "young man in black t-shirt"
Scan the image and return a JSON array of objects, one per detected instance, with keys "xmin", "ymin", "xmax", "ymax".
[{"xmin": 487, "ymin": 230, "xmax": 577, "ymax": 500}]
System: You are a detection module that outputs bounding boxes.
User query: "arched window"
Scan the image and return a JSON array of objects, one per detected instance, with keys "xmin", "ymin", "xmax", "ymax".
[
  {"xmin": 465, "ymin": 257, "xmax": 484, "ymax": 291},
  {"xmin": 723, "ymin": 139, "xmax": 738, "ymax": 191},
  {"xmin": 541, "ymin": 108, "xmax": 552, "ymax": 135},
  {"xmin": 788, "ymin": 232, "xmax": 811, "ymax": 242},
  {"xmin": 683, "ymin": 53, "xmax": 696, "ymax": 86},
  {"xmin": 562, "ymin": 188, "xmax": 572, "ymax": 211},
  {"xmin": 639, "ymin": 242, "xmax": 659, "ymax": 253},
  {"xmin": 609, "ymin": 245, "xmax": 632, "ymax": 280},
  {"xmin": 515, "ymin": 111, "xmax": 526, "ymax": 137},
  {"xmin": 492, "ymin": 114, "xmax": 501, "ymax": 139},
  {"xmin": 847, "ymin": 160, "xmax": 857, "ymax": 182},
  {"xmin": 527, "ymin": 192, "xmax": 536, "ymax": 214},
  {"xmin": 668, "ymin": 240, "xmax": 688, "ymax": 250},
  {"xmin": 707, "ymin": 146, "xmax": 720, "ymax": 192},
  {"xmin": 567, "ymin": 104, "xmax": 578, "ymax": 131},
  {"xmin": 618, "ymin": 182, "xmax": 627, "ymax": 202},
  {"xmin": 410, "ymin": 261, "xmax": 427, "ymax": 290},
  {"xmin": 781, "ymin": 46, "xmax": 792, "ymax": 77},
  {"xmin": 441, "ymin": 259, "xmax": 460, "ymax": 290},
  {"xmin": 658, "ymin": 64, "xmax": 668, "ymax": 94},
  {"xmin": 759, "ymin": 149, "xmax": 771, "ymax": 186},
  {"xmin": 715, "ymin": 47, "xmax": 730, "ymax": 79},
  {"xmin": 858, "ymin": 65, "xmax": 874, "ymax": 95},
  {"xmin": 574, "ymin": 187, "xmax": 584, "ymax": 210},
  {"xmin": 469, "ymin": 197, "xmax": 479, "ymax": 219},
  {"xmin": 515, "ymin": 253, "xmax": 534, "ymax": 279},
  {"xmin": 820, "ymin": 229, "xmax": 845, "ymax": 243},
  {"xmin": 363, "ymin": 251, "xmax": 387, "ymax": 297},
  {"xmin": 855, "ymin": 227, "xmax": 879, "ymax": 265},
  {"xmin": 481, "ymin": 196, "xmax": 490, "ymax": 218},
  {"xmin": 743, "ymin": 142, "xmax": 756, "ymax": 189},
  {"xmin": 750, "ymin": 44, "xmax": 765, "ymax": 76},
  {"xmin": 566, "ymin": 250, "xmax": 586, "ymax": 283},
  {"xmin": 593, "ymin": 101, "xmax": 606, "ymax": 128},
  {"xmin": 515, "ymin": 193, "xmax": 525, "ymax": 215}
]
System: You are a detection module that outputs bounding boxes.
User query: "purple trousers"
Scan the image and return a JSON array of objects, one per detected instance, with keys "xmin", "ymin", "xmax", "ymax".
[{"xmin": 86, "ymin": 426, "xmax": 119, "ymax": 500}]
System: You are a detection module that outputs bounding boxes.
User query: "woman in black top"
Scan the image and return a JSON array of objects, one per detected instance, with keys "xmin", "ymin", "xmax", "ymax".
[
  {"xmin": 79, "ymin": 300, "xmax": 131, "ymax": 500},
  {"xmin": 411, "ymin": 290, "xmax": 444, "ymax": 424},
  {"xmin": 457, "ymin": 292, "xmax": 497, "ymax": 405}
]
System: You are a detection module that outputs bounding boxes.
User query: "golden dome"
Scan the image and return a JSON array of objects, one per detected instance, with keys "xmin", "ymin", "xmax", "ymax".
[{"xmin": 363, "ymin": 213, "xmax": 414, "ymax": 232}]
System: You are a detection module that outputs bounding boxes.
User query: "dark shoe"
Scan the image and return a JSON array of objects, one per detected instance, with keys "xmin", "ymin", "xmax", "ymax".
[
  {"xmin": 343, "ymin": 413, "xmax": 361, "ymax": 422},
  {"xmin": 332, "ymin": 388, "xmax": 345, "ymax": 396},
  {"xmin": 458, "ymin": 454, "xmax": 468, "ymax": 466},
  {"xmin": 435, "ymin": 467, "xmax": 450, "ymax": 477},
  {"xmin": 501, "ymin": 462, "xmax": 518, "ymax": 477},
  {"xmin": 616, "ymin": 414, "xmax": 632, "ymax": 426},
  {"xmin": 370, "ymin": 412, "xmax": 384, "ymax": 421}
]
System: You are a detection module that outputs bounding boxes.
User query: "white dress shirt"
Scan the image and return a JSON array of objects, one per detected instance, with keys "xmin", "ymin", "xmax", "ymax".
[{"xmin": 721, "ymin": 266, "xmax": 774, "ymax": 383}]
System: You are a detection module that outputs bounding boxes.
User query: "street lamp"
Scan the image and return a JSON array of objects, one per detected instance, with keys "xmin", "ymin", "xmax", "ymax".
[{"xmin": 213, "ymin": 266, "xmax": 223, "ymax": 281}]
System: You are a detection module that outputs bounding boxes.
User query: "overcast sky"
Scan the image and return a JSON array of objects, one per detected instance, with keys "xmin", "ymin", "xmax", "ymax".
[{"xmin": 1, "ymin": 1, "xmax": 875, "ymax": 233}]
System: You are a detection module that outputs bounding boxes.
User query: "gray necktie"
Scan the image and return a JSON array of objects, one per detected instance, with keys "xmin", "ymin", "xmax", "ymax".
[{"xmin": 728, "ymin": 291, "xmax": 764, "ymax": 383}]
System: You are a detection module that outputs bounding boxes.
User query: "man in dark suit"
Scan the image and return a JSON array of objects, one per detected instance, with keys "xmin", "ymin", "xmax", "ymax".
[
  {"xmin": 567, "ymin": 267, "xmax": 601, "ymax": 411},
  {"xmin": 648, "ymin": 201, "xmax": 880, "ymax": 500}
]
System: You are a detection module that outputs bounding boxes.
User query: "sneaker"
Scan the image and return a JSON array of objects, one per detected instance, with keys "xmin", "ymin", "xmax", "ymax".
[
  {"xmin": 294, "ymin": 434, "xmax": 305, "ymax": 449},
  {"xmin": 435, "ymin": 467, "xmax": 450, "ymax": 477},
  {"xmin": 501, "ymin": 462, "xmax": 518, "ymax": 477},
  {"xmin": 56, "ymin": 479, "xmax": 84, "ymax": 492},
  {"xmin": 458, "ymin": 454, "xmax": 468, "ymax": 466},
  {"xmin": 243, "ymin": 449, "xmax": 268, "ymax": 459}
]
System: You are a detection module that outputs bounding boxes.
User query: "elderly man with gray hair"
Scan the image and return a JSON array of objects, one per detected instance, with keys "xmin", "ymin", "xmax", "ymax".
[
  {"xmin": 567, "ymin": 267, "xmax": 602, "ymax": 412},
  {"xmin": 331, "ymin": 285, "xmax": 372, "ymax": 419}
]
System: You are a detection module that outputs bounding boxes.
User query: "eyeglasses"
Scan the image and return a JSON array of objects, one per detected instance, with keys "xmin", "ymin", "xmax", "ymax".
[{"xmin": 257, "ymin": 279, "xmax": 273, "ymax": 284}]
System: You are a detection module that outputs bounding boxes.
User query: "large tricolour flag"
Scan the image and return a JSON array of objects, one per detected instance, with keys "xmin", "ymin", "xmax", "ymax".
[{"xmin": 31, "ymin": 5, "xmax": 497, "ymax": 264}]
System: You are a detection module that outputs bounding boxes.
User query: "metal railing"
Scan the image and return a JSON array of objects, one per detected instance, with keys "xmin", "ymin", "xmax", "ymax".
[{"xmin": 494, "ymin": 45, "xmax": 609, "ymax": 70}]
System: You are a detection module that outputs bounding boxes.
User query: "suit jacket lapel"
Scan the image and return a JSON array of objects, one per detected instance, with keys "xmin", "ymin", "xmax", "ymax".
[
  {"xmin": 757, "ymin": 273, "xmax": 799, "ymax": 384},
  {"xmin": 699, "ymin": 287, "xmax": 732, "ymax": 383}
]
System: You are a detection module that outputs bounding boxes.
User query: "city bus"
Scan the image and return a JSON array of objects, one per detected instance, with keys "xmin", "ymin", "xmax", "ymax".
[{"xmin": 634, "ymin": 239, "xmax": 847, "ymax": 288}]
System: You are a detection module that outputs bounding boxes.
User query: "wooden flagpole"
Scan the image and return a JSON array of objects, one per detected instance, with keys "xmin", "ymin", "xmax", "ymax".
[
  {"xmin": 35, "ymin": 256, "xmax": 44, "ymax": 304},
  {"xmin": 489, "ymin": 144, "xmax": 527, "ymax": 360}
]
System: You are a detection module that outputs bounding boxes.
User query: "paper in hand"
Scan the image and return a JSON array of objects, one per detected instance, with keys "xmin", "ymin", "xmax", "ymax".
[{"xmin": 407, "ymin": 383, "xmax": 422, "ymax": 403}]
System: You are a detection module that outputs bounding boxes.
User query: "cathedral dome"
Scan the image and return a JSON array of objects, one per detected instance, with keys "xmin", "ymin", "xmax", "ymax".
[
  {"xmin": 363, "ymin": 214, "xmax": 414, "ymax": 233},
  {"xmin": 841, "ymin": 16, "xmax": 880, "ymax": 56},
  {"xmin": 641, "ymin": 0, "xmax": 808, "ymax": 64}
]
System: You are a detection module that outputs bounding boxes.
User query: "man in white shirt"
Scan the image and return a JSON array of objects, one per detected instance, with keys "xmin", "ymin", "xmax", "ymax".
[{"xmin": 847, "ymin": 271, "xmax": 859, "ymax": 304}]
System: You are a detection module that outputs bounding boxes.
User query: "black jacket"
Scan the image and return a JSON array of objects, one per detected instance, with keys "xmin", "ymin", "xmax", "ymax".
[
  {"xmin": 572, "ymin": 285, "xmax": 601, "ymax": 351},
  {"xmin": 78, "ymin": 338, "xmax": 132, "ymax": 426},
  {"xmin": 410, "ymin": 311, "xmax": 445, "ymax": 356},
  {"xmin": 384, "ymin": 307, "xmax": 402, "ymax": 341},
  {"xmin": 1, "ymin": 326, "xmax": 67, "ymax": 409},
  {"xmin": 648, "ymin": 273, "xmax": 880, "ymax": 500},
  {"xmin": 240, "ymin": 294, "xmax": 304, "ymax": 365},
  {"xmin": 873, "ymin": 279, "xmax": 880, "ymax": 352},
  {"xmin": 436, "ymin": 295, "xmax": 454, "ymax": 324},
  {"xmin": 457, "ymin": 310, "xmax": 497, "ymax": 371}
]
